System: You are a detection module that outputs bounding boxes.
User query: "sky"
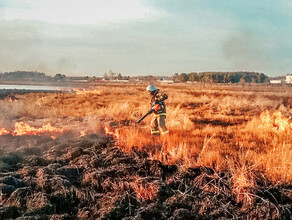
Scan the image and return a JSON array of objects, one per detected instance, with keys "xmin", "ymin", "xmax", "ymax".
[{"xmin": 0, "ymin": 0, "xmax": 292, "ymax": 77}]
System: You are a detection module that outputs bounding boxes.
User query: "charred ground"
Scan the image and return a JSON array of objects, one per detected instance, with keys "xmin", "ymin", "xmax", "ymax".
[{"xmin": 1, "ymin": 134, "xmax": 291, "ymax": 219}]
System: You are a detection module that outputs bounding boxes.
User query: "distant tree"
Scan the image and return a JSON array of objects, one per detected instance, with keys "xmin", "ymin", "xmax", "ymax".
[
  {"xmin": 103, "ymin": 72, "xmax": 108, "ymax": 80},
  {"xmin": 230, "ymin": 74, "xmax": 241, "ymax": 83},
  {"xmin": 117, "ymin": 73, "xmax": 122, "ymax": 80},
  {"xmin": 239, "ymin": 77, "xmax": 246, "ymax": 84},
  {"xmin": 215, "ymin": 73, "xmax": 225, "ymax": 83},
  {"xmin": 173, "ymin": 73, "xmax": 180, "ymax": 82},
  {"xmin": 109, "ymin": 70, "xmax": 115, "ymax": 80},
  {"xmin": 188, "ymin": 73, "xmax": 197, "ymax": 82},
  {"xmin": 146, "ymin": 75, "xmax": 153, "ymax": 82},
  {"xmin": 54, "ymin": 73, "xmax": 66, "ymax": 81},
  {"xmin": 258, "ymin": 73, "xmax": 268, "ymax": 83},
  {"xmin": 179, "ymin": 73, "xmax": 188, "ymax": 82},
  {"xmin": 202, "ymin": 74, "xmax": 212, "ymax": 83},
  {"xmin": 226, "ymin": 72, "xmax": 232, "ymax": 83},
  {"xmin": 171, "ymin": 71, "xmax": 268, "ymax": 84},
  {"xmin": 1, "ymin": 71, "xmax": 52, "ymax": 81},
  {"xmin": 251, "ymin": 77, "xmax": 256, "ymax": 83}
]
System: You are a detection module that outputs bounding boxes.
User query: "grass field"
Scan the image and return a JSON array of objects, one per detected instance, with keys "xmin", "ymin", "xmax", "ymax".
[{"xmin": 0, "ymin": 83, "xmax": 292, "ymax": 218}]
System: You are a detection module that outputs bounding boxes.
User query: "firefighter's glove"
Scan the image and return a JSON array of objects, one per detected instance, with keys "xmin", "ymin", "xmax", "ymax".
[{"xmin": 154, "ymin": 104, "xmax": 161, "ymax": 112}]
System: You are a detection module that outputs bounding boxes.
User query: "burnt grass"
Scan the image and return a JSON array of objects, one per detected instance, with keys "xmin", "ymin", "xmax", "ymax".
[{"xmin": 0, "ymin": 134, "xmax": 292, "ymax": 220}]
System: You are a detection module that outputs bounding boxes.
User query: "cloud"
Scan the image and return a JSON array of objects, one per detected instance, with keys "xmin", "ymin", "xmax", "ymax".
[
  {"xmin": 1, "ymin": 0, "xmax": 162, "ymax": 25},
  {"xmin": 1, "ymin": 0, "xmax": 292, "ymax": 76}
]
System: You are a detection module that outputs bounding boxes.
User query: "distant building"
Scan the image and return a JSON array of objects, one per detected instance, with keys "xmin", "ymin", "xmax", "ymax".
[
  {"xmin": 270, "ymin": 80, "xmax": 282, "ymax": 84},
  {"xmin": 158, "ymin": 78, "xmax": 174, "ymax": 83},
  {"xmin": 286, "ymin": 74, "xmax": 292, "ymax": 84},
  {"xmin": 186, "ymin": 81, "xmax": 198, "ymax": 84},
  {"xmin": 112, "ymin": 79, "xmax": 129, "ymax": 82}
]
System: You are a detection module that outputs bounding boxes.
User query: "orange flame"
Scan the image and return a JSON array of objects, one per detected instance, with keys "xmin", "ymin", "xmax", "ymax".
[
  {"xmin": 104, "ymin": 126, "xmax": 119, "ymax": 139},
  {"xmin": 80, "ymin": 130, "xmax": 86, "ymax": 137},
  {"xmin": 259, "ymin": 111, "xmax": 292, "ymax": 133},
  {"xmin": 73, "ymin": 88, "xmax": 103, "ymax": 95},
  {"xmin": 0, "ymin": 128, "xmax": 10, "ymax": 135},
  {"xmin": 0, "ymin": 123, "xmax": 63, "ymax": 137},
  {"xmin": 6, "ymin": 96, "xmax": 17, "ymax": 102},
  {"xmin": 12, "ymin": 122, "xmax": 64, "ymax": 136}
]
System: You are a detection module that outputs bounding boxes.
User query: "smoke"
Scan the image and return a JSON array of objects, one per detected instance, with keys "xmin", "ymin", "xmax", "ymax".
[
  {"xmin": 57, "ymin": 57, "xmax": 77, "ymax": 73},
  {"xmin": 0, "ymin": 20, "xmax": 49, "ymax": 72},
  {"xmin": 0, "ymin": 18, "xmax": 81, "ymax": 75},
  {"xmin": 0, "ymin": 94, "xmax": 104, "ymax": 158},
  {"xmin": 0, "ymin": 116, "xmax": 103, "ymax": 160},
  {"xmin": 222, "ymin": 31, "xmax": 275, "ymax": 73}
]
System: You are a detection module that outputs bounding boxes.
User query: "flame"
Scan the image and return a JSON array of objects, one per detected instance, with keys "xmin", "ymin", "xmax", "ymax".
[
  {"xmin": 80, "ymin": 130, "xmax": 86, "ymax": 137},
  {"xmin": 259, "ymin": 111, "xmax": 292, "ymax": 133},
  {"xmin": 0, "ymin": 128, "xmax": 10, "ymax": 135},
  {"xmin": 7, "ymin": 97, "xmax": 17, "ymax": 102},
  {"xmin": 73, "ymin": 89, "xmax": 103, "ymax": 95},
  {"xmin": 13, "ymin": 122, "xmax": 64, "ymax": 136},
  {"xmin": 0, "ymin": 122, "xmax": 64, "ymax": 137},
  {"xmin": 104, "ymin": 126, "xmax": 119, "ymax": 139}
]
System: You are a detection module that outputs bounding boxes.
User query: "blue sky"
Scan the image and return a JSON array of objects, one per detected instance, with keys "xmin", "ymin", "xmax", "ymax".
[{"xmin": 0, "ymin": 0, "xmax": 291, "ymax": 76}]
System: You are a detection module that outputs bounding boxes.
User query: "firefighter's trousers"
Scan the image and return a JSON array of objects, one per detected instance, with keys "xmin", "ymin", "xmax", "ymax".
[{"xmin": 151, "ymin": 113, "xmax": 169, "ymax": 135}]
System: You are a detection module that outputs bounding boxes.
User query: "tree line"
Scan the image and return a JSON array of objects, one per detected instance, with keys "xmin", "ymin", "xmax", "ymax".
[
  {"xmin": 0, "ymin": 71, "xmax": 66, "ymax": 82},
  {"xmin": 103, "ymin": 70, "xmax": 130, "ymax": 80},
  {"xmin": 172, "ymin": 72, "xmax": 268, "ymax": 83},
  {"xmin": 0, "ymin": 70, "xmax": 269, "ymax": 83}
]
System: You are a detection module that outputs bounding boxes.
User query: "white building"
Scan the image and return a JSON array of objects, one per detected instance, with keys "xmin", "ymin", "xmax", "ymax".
[
  {"xmin": 270, "ymin": 80, "xmax": 282, "ymax": 84},
  {"xmin": 158, "ymin": 79, "xmax": 174, "ymax": 83},
  {"xmin": 286, "ymin": 74, "xmax": 292, "ymax": 84}
]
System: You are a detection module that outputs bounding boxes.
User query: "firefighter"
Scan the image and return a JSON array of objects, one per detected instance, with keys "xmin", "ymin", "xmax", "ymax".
[{"xmin": 146, "ymin": 85, "xmax": 169, "ymax": 135}]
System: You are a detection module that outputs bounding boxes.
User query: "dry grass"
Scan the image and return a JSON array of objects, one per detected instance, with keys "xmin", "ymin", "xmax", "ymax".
[
  {"xmin": 130, "ymin": 177, "xmax": 159, "ymax": 201},
  {"xmin": 0, "ymin": 83, "xmax": 292, "ymax": 204}
]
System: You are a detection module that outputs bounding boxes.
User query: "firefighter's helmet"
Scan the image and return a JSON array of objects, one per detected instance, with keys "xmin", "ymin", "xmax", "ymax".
[{"xmin": 146, "ymin": 85, "xmax": 157, "ymax": 92}]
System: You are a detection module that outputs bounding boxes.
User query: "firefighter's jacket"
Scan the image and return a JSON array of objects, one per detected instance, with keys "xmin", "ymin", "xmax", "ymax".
[{"xmin": 150, "ymin": 90, "xmax": 168, "ymax": 114}]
